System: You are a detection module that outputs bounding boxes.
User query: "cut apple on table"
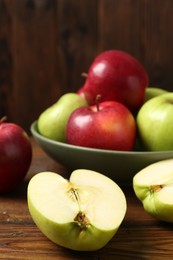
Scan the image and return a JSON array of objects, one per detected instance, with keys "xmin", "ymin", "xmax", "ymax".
[
  {"xmin": 27, "ymin": 169, "xmax": 127, "ymax": 251},
  {"xmin": 133, "ymin": 159, "xmax": 173, "ymax": 223}
]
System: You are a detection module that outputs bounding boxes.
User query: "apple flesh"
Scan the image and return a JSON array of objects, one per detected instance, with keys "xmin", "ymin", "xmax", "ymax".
[
  {"xmin": 66, "ymin": 100, "xmax": 136, "ymax": 151},
  {"xmin": 137, "ymin": 93, "xmax": 173, "ymax": 151},
  {"xmin": 78, "ymin": 50, "xmax": 149, "ymax": 112},
  {"xmin": 0, "ymin": 117, "xmax": 32, "ymax": 193},
  {"xmin": 133, "ymin": 159, "xmax": 173, "ymax": 223},
  {"xmin": 27, "ymin": 169, "xmax": 127, "ymax": 251}
]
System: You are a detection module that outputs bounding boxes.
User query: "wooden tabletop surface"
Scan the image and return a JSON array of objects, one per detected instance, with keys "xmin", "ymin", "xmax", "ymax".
[{"xmin": 0, "ymin": 139, "xmax": 173, "ymax": 260}]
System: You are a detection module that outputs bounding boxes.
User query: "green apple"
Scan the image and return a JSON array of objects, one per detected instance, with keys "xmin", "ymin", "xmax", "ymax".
[
  {"xmin": 37, "ymin": 93, "xmax": 88, "ymax": 142},
  {"xmin": 132, "ymin": 87, "xmax": 167, "ymax": 120},
  {"xmin": 27, "ymin": 169, "xmax": 127, "ymax": 251},
  {"xmin": 133, "ymin": 159, "xmax": 173, "ymax": 223},
  {"xmin": 144, "ymin": 87, "xmax": 168, "ymax": 102},
  {"xmin": 136, "ymin": 92, "xmax": 173, "ymax": 151}
]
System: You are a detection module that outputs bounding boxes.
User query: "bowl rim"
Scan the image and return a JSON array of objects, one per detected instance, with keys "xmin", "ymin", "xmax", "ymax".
[{"xmin": 30, "ymin": 120, "xmax": 173, "ymax": 156}]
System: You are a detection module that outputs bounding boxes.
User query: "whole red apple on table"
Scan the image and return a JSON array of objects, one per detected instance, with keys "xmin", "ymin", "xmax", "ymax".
[
  {"xmin": 0, "ymin": 117, "xmax": 32, "ymax": 193},
  {"xmin": 66, "ymin": 100, "xmax": 136, "ymax": 151},
  {"xmin": 77, "ymin": 50, "xmax": 149, "ymax": 112}
]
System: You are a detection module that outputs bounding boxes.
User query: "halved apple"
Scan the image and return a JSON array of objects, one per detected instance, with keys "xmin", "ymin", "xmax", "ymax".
[
  {"xmin": 27, "ymin": 169, "xmax": 127, "ymax": 251},
  {"xmin": 133, "ymin": 159, "xmax": 173, "ymax": 222}
]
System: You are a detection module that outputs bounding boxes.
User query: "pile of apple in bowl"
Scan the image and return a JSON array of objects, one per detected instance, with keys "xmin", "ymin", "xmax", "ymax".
[
  {"xmin": 29, "ymin": 49, "xmax": 173, "ymax": 252},
  {"xmin": 31, "ymin": 49, "xmax": 173, "ymax": 184}
]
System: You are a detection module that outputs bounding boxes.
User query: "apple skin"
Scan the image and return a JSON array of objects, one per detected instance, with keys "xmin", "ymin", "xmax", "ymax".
[
  {"xmin": 38, "ymin": 93, "xmax": 88, "ymax": 142},
  {"xmin": 0, "ymin": 119, "xmax": 32, "ymax": 193},
  {"xmin": 77, "ymin": 50, "xmax": 149, "ymax": 112},
  {"xmin": 136, "ymin": 92, "xmax": 173, "ymax": 151},
  {"xmin": 144, "ymin": 87, "xmax": 168, "ymax": 102},
  {"xmin": 66, "ymin": 100, "xmax": 136, "ymax": 151},
  {"xmin": 133, "ymin": 159, "xmax": 173, "ymax": 223},
  {"xmin": 27, "ymin": 169, "xmax": 127, "ymax": 251}
]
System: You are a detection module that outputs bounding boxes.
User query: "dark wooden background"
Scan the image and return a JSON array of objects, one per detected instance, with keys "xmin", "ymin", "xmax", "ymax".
[{"xmin": 1, "ymin": 0, "xmax": 173, "ymax": 132}]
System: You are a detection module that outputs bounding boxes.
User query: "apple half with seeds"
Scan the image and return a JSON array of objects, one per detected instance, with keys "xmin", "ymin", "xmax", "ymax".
[
  {"xmin": 27, "ymin": 169, "xmax": 127, "ymax": 251},
  {"xmin": 133, "ymin": 159, "xmax": 173, "ymax": 223}
]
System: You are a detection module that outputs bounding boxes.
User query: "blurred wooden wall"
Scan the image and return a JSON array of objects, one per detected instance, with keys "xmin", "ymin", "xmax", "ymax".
[{"xmin": 1, "ymin": 0, "xmax": 173, "ymax": 132}]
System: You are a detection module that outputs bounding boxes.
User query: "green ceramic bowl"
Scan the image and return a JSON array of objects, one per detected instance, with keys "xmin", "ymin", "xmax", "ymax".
[{"xmin": 31, "ymin": 121, "xmax": 173, "ymax": 185}]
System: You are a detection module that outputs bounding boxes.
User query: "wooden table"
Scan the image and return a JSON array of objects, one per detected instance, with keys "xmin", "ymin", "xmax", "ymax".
[{"xmin": 0, "ymin": 139, "xmax": 173, "ymax": 259}]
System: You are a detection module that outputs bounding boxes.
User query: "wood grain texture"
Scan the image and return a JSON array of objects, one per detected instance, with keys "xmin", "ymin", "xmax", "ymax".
[
  {"xmin": 0, "ymin": 0, "xmax": 173, "ymax": 131},
  {"xmin": 0, "ymin": 139, "xmax": 173, "ymax": 259}
]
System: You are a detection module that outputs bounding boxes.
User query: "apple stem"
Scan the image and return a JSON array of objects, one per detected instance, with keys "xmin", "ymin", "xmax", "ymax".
[
  {"xmin": 0, "ymin": 116, "xmax": 7, "ymax": 124},
  {"xmin": 81, "ymin": 72, "xmax": 88, "ymax": 78},
  {"xmin": 96, "ymin": 94, "xmax": 102, "ymax": 111}
]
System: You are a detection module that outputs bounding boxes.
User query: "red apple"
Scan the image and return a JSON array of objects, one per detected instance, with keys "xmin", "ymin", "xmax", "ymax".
[
  {"xmin": 66, "ymin": 100, "xmax": 136, "ymax": 151},
  {"xmin": 78, "ymin": 50, "xmax": 149, "ymax": 111},
  {"xmin": 0, "ymin": 117, "xmax": 32, "ymax": 193}
]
